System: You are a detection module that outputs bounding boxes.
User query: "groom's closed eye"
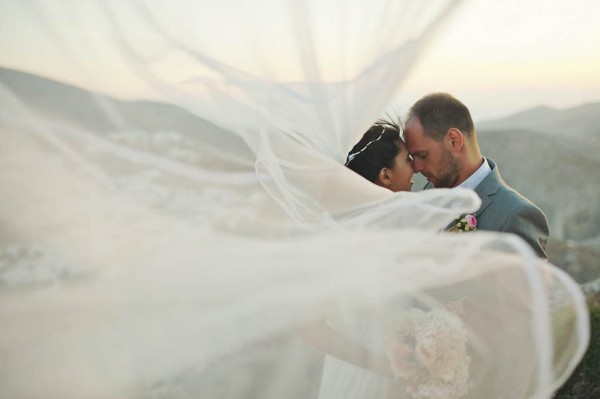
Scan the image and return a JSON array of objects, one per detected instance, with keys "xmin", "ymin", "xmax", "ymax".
[{"xmin": 412, "ymin": 152, "xmax": 428, "ymax": 160}]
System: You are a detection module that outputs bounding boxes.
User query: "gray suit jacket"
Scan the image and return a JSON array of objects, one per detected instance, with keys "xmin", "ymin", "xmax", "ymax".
[{"xmin": 427, "ymin": 159, "xmax": 550, "ymax": 259}]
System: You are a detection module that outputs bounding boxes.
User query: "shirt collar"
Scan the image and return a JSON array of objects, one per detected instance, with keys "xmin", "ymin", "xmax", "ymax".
[{"xmin": 457, "ymin": 157, "xmax": 491, "ymax": 190}]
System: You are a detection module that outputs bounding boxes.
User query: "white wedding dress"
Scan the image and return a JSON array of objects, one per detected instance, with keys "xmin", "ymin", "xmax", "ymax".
[
  {"xmin": 317, "ymin": 313, "xmax": 391, "ymax": 399},
  {"xmin": 0, "ymin": 1, "xmax": 589, "ymax": 398}
]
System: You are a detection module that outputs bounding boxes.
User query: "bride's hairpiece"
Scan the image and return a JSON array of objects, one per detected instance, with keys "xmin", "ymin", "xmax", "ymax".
[{"xmin": 345, "ymin": 127, "xmax": 386, "ymax": 166}]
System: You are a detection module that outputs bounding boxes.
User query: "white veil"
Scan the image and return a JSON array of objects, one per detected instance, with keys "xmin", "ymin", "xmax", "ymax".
[{"xmin": 0, "ymin": 1, "xmax": 589, "ymax": 398}]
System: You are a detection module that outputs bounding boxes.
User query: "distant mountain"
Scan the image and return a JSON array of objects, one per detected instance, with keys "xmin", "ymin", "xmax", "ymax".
[
  {"xmin": 477, "ymin": 104, "xmax": 600, "ymax": 282},
  {"xmin": 477, "ymin": 128, "xmax": 600, "ymax": 241},
  {"xmin": 0, "ymin": 66, "xmax": 254, "ymax": 170},
  {"xmin": 476, "ymin": 100, "xmax": 600, "ymax": 240},
  {"xmin": 478, "ymin": 102, "xmax": 600, "ymax": 142},
  {"xmin": 1, "ymin": 66, "xmax": 598, "ymax": 280}
]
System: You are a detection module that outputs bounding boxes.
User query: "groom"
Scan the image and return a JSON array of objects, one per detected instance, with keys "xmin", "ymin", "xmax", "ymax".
[{"xmin": 403, "ymin": 93, "xmax": 549, "ymax": 259}]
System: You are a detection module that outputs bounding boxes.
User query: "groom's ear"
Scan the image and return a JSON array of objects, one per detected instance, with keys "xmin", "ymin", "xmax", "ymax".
[{"xmin": 446, "ymin": 128, "xmax": 464, "ymax": 152}]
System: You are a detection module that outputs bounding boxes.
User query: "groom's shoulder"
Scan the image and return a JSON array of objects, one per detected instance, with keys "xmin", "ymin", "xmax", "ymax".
[
  {"xmin": 494, "ymin": 180, "xmax": 545, "ymax": 217},
  {"xmin": 483, "ymin": 160, "xmax": 542, "ymax": 212}
]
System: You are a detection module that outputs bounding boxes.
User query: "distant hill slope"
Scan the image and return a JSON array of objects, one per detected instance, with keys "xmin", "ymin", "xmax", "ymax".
[
  {"xmin": 476, "ymin": 99, "xmax": 600, "ymax": 244},
  {"xmin": 2, "ymin": 66, "xmax": 599, "ymax": 245},
  {"xmin": 477, "ymin": 129, "xmax": 600, "ymax": 241},
  {"xmin": 0, "ymin": 66, "xmax": 254, "ymax": 168},
  {"xmin": 478, "ymin": 102, "xmax": 600, "ymax": 141},
  {"xmin": 475, "ymin": 106, "xmax": 600, "ymax": 283}
]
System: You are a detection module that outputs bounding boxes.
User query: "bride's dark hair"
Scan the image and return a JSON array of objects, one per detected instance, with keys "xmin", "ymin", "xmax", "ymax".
[{"xmin": 345, "ymin": 120, "xmax": 404, "ymax": 182}]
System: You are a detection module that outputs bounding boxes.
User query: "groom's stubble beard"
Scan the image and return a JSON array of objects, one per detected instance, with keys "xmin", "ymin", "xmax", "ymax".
[{"xmin": 434, "ymin": 147, "xmax": 460, "ymax": 188}]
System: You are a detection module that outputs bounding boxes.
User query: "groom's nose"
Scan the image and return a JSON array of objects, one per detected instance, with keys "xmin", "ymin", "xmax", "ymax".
[{"xmin": 412, "ymin": 158, "xmax": 423, "ymax": 173}]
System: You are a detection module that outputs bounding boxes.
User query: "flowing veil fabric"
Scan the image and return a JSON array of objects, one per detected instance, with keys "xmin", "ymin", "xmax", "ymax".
[{"xmin": 0, "ymin": 1, "xmax": 589, "ymax": 398}]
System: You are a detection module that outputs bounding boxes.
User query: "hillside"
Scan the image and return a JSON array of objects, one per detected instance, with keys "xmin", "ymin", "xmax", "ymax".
[
  {"xmin": 1, "ymin": 66, "xmax": 598, "ymax": 282},
  {"xmin": 478, "ymin": 102, "xmax": 600, "ymax": 143},
  {"xmin": 478, "ymin": 109, "xmax": 600, "ymax": 283},
  {"xmin": 0, "ymin": 66, "xmax": 254, "ymax": 171},
  {"xmin": 477, "ymin": 129, "xmax": 600, "ymax": 241}
]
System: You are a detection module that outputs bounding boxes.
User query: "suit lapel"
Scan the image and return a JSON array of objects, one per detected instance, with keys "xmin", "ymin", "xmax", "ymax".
[{"xmin": 474, "ymin": 159, "xmax": 502, "ymax": 218}]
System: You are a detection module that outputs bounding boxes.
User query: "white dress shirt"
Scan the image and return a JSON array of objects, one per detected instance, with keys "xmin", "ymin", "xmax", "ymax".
[{"xmin": 456, "ymin": 157, "xmax": 492, "ymax": 190}]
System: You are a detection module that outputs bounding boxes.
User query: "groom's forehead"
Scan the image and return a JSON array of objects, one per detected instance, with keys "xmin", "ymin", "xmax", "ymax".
[
  {"xmin": 405, "ymin": 119, "xmax": 428, "ymax": 141},
  {"xmin": 405, "ymin": 130, "xmax": 438, "ymax": 153}
]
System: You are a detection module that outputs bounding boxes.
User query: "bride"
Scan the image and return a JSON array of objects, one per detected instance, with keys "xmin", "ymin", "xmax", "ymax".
[
  {"xmin": 307, "ymin": 121, "xmax": 473, "ymax": 399},
  {"xmin": 306, "ymin": 121, "xmax": 411, "ymax": 399},
  {"xmin": 0, "ymin": 1, "xmax": 589, "ymax": 398}
]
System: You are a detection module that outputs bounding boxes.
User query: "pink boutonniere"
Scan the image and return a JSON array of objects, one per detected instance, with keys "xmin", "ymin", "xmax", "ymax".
[{"xmin": 448, "ymin": 214, "xmax": 477, "ymax": 232}]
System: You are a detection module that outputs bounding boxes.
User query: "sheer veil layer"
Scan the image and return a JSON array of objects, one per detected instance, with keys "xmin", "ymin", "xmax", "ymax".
[{"xmin": 0, "ymin": 1, "xmax": 589, "ymax": 398}]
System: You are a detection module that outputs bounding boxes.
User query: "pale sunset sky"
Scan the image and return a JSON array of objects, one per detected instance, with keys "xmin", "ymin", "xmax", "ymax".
[
  {"xmin": 392, "ymin": 0, "xmax": 600, "ymax": 120},
  {"xmin": 0, "ymin": 0, "xmax": 599, "ymax": 121}
]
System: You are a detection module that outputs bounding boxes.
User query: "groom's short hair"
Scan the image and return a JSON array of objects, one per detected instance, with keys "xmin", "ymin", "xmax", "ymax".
[{"xmin": 407, "ymin": 93, "xmax": 474, "ymax": 141}]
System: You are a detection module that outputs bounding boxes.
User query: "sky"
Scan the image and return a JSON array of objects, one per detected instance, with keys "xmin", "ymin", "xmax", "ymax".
[
  {"xmin": 392, "ymin": 0, "xmax": 600, "ymax": 120},
  {"xmin": 0, "ymin": 0, "xmax": 599, "ymax": 122}
]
